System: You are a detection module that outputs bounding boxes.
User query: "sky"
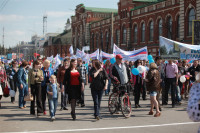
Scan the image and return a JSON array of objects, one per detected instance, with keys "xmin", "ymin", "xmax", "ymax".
[{"xmin": 0, "ymin": 0, "xmax": 118, "ymax": 48}]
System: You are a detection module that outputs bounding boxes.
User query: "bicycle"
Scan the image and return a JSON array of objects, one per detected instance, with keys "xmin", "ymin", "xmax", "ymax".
[{"xmin": 108, "ymin": 83, "xmax": 132, "ymax": 118}]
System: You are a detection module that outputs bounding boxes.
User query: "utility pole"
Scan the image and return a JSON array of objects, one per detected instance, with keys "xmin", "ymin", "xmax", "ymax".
[
  {"xmin": 111, "ymin": 12, "xmax": 114, "ymax": 53},
  {"xmin": 2, "ymin": 27, "xmax": 5, "ymax": 57},
  {"xmin": 43, "ymin": 14, "xmax": 47, "ymax": 35}
]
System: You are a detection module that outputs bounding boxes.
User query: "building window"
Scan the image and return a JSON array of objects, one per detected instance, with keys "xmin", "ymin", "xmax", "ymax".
[
  {"xmin": 141, "ymin": 23, "xmax": 145, "ymax": 42},
  {"xmin": 96, "ymin": 33, "xmax": 99, "ymax": 49},
  {"xmin": 177, "ymin": 16, "xmax": 180, "ymax": 38},
  {"xmin": 188, "ymin": 8, "xmax": 196, "ymax": 36},
  {"xmin": 106, "ymin": 32, "xmax": 109, "ymax": 52},
  {"xmin": 133, "ymin": 25, "xmax": 137, "ymax": 43},
  {"xmin": 101, "ymin": 32, "xmax": 103, "ymax": 50},
  {"xmin": 123, "ymin": 27, "xmax": 127, "ymax": 44},
  {"xmin": 167, "ymin": 16, "xmax": 172, "ymax": 39},
  {"xmin": 116, "ymin": 30, "xmax": 119, "ymax": 45},
  {"xmin": 158, "ymin": 19, "xmax": 162, "ymax": 39},
  {"xmin": 92, "ymin": 34, "xmax": 94, "ymax": 51},
  {"xmin": 149, "ymin": 21, "xmax": 154, "ymax": 41}
]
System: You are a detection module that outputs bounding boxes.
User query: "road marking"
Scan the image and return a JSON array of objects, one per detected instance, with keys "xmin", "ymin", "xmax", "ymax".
[{"xmin": 5, "ymin": 122, "xmax": 200, "ymax": 133}]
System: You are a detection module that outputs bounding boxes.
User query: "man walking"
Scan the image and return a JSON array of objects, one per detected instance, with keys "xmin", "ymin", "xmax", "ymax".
[
  {"xmin": 77, "ymin": 58, "xmax": 88, "ymax": 107},
  {"xmin": 162, "ymin": 59, "xmax": 178, "ymax": 108}
]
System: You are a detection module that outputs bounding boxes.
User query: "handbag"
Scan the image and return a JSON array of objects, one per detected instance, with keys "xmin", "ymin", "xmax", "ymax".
[
  {"xmin": 24, "ymin": 93, "xmax": 34, "ymax": 101},
  {"xmin": 0, "ymin": 84, "xmax": 2, "ymax": 95}
]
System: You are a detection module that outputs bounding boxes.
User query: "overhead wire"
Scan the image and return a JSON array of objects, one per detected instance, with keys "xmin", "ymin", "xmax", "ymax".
[{"xmin": 0, "ymin": 0, "xmax": 9, "ymax": 12}]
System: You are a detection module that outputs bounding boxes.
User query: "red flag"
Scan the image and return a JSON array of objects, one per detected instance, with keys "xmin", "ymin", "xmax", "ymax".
[{"xmin": 34, "ymin": 53, "xmax": 40, "ymax": 57}]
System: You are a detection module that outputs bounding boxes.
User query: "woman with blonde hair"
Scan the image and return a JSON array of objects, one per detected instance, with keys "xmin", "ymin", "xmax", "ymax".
[
  {"xmin": 41, "ymin": 59, "xmax": 54, "ymax": 115},
  {"xmin": 146, "ymin": 63, "xmax": 161, "ymax": 117}
]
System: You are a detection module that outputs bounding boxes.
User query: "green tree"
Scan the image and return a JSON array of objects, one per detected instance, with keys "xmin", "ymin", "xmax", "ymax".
[{"xmin": 160, "ymin": 45, "xmax": 167, "ymax": 55}]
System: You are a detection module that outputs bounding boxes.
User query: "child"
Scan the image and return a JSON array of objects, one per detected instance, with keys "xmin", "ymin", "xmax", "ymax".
[{"xmin": 47, "ymin": 75, "xmax": 60, "ymax": 121}]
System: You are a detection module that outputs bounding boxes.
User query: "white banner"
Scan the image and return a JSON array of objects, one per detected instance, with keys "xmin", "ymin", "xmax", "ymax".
[
  {"xmin": 69, "ymin": 45, "xmax": 74, "ymax": 55},
  {"xmin": 89, "ymin": 49, "xmax": 99, "ymax": 60},
  {"xmin": 99, "ymin": 51, "xmax": 114, "ymax": 61},
  {"xmin": 159, "ymin": 36, "xmax": 200, "ymax": 59},
  {"xmin": 113, "ymin": 44, "xmax": 148, "ymax": 61}
]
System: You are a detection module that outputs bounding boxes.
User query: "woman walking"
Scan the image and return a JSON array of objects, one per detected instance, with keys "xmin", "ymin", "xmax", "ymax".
[
  {"xmin": 0, "ymin": 61, "xmax": 7, "ymax": 107},
  {"xmin": 146, "ymin": 63, "xmax": 161, "ymax": 117},
  {"xmin": 28, "ymin": 60, "xmax": 44, "ymax": 116},
  {"xmin": 90, "ymin": 61, "xmax": 108, "ymax": 120},
  {"xmin": 9, "ymin": 60, "xmax": 18, "ymax": 103},
  {"xmin": 17, "ymin": 61, "xmax": 29, "ymax": 109},
  {"xmin": 63, "ymin": 59, "xmax": 84, "ymax": 120},
  {"xmin": 133, "ymin": 60, "xmax": 143, "ymax": 108},
  {"xmin": 41, "ymin": 60, "xmax": 54, "ymax": 115},
  {"xmin": 103, "ymin": 60, "xmax": 111, "ymax": 96}
]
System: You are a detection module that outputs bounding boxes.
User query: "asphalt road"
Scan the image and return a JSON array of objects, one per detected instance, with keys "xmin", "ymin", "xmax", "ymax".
[{"xmin": 0, "ymin": 85, "xmax": 199, "ymax": 133}]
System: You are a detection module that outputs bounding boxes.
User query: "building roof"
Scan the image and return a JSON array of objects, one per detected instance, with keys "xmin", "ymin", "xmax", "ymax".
[
  {"xmin": 131, "ymin": 0, "xmax": 165, "ymax": 11},
  {"xmin": 133, "ymin": 0, "xmax": 160, "ymax": 2},
  {"xmin": 52, "ymin": 30, "xmax": 72, "ymax": 45},
  {"xmin": 84, "ymin": 7, "xmax": 118, "ymax": 13}
]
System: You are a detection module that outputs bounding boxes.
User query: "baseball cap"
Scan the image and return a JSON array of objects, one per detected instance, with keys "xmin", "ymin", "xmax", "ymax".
[{"xmin": 116, "ymin": 54, "xmax": 123, "ymax": 59}]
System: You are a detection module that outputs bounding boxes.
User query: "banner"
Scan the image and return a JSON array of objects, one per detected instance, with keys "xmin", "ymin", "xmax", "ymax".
[
  {"xmin": 69, "ymin": 45, "xmax": 74, "ymax": 55},
  {"xmin": 89, "ymin": 49, "xmax": 99, "ymax": 60},
  {"xmin": 99, "ymin": 51, "xmax": 114, "ymax": 61},
  {"xmin": 159, "ymin": 36, "xmax": 200, "ymax": 59},
  {"xmin": 76, "ymin": 48, "xmax": 86, "ymax": 58},
  {"xmin": 113, "ymin": 44, "xmax": 148, "ymax": 61}
]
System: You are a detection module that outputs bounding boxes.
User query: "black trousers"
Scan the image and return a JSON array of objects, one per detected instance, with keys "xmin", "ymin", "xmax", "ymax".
[
  {"xmin": 41, "ymin": 85, "xmax": 47, "ymax": 111},
  {"xmin": 30, "ymin": 83, "xmax": 43, "ymax": 114},
  {"xmin": 162, "ymin": 78, "xmax": 176, "ymax": 105},
  {"xmin": 134, "ymin": 82, "xmax": 142, "ymax": 105},
  {"xmin": 142, "ymin": 80, "xmax": 147, "ymax": 100},
  {"xmin": 10, "ymin": 79, "xmax": 17, "ymax": 102}
]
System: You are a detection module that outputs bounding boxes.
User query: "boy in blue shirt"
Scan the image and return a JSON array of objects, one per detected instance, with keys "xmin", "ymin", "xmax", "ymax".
[{"xmin": 47, "ymin": 75, "xmax": 60, "ymax": 121}]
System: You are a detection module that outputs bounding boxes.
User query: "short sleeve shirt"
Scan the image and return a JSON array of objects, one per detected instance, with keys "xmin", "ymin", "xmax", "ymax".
[{"xmin": 165, "ymin": 63, "xmax": 178, "ymax": 78}]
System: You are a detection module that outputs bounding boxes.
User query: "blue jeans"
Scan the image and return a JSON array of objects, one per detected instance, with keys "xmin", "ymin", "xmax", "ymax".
[
  {"xmin": 105, "ymin": 79, "xmax": 111, "ymax": 95},
  {"xmin": 60, "ymin": 83, "xmax": 68, "ymax": 108},
  {"xmin": 176, "ymin": 85, "xmax": 181, "ymax": 102},
  {"xmin": 18, "ymin": 83, "xmax": 28, "ymax": 108},
  {"xmin": 91, "ymin": 89, "xmax": 104, "ymax": 116},
  {"xmin": 49, "ymin": 98, "xmax": 58, "ymax": 117}
]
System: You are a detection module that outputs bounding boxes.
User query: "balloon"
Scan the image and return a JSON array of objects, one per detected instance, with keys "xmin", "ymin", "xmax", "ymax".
[
  {"xmin": 132, "ymin": 68, "xmax": 139, "ymax": 75},
  {"xmin": 9, "ymin": 90, "xmax": 15, "ymax": 97},
  {"xmin": 147, "ymin": 55, "xmax": 153, "ymax": 60},
  {"xmin": 196, "ymin": 72, "xmax": 200, "ymax": 81},
  {"xmin": 180, "ymin": 75, "xmax": 186, "ymax": 83},
  {"xmin": 149, "ymin": 59, "xmax": 154, "ymax": 64},
  {"xmin": 187, "ymin": 83, "xmax": 200, "ymax": 122},
  {"xmin": 103, "ymin": 60, "xmax": 107, "ymax": 64},
  {"xmin": 110, "ymin": 58, "xmax": 116, "ymax": 64},
  {"xmin": 137, "ymin": 65, "xmax": 145, "ymax": 74}
]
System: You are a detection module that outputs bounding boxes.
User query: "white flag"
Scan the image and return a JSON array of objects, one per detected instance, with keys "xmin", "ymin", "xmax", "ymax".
[{"xmin": 69, "ymin": 45, "xmax": 74, "ymax": 55}]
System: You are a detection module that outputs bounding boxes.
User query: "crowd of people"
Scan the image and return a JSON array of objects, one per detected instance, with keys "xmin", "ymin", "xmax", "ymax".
[{"xmin": 0, "ymin": 54, "xmax": 199, "ymax": 121}]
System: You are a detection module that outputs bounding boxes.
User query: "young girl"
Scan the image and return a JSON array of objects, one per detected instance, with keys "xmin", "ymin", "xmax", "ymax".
[{"xmin": 47, "ymin": 75, "xmax": 60, "ymax": 121}]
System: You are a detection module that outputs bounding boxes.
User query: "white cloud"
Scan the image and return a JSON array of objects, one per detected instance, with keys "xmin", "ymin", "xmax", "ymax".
[
  {"xmin": 0, "ymin": 14, "xmax": 24, "ymax": 22},
  {"xmin": 46, "ymin": 11, "xmax": 74, "ymax": 18}
]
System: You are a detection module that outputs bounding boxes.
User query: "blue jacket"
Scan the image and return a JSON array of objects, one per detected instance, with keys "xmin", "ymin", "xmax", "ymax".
[
  {"xmin": 41, "ymin": 67, "xmax": 54, "ymax": 86},
  {"xmin": 17, "ymin": 67, "xmax": 28, "ymax": 86}
]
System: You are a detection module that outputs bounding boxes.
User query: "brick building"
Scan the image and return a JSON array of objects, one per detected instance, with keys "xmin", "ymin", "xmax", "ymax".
[
  {"xmin": 43, "ymin": 30, "xmax": 72, "ymax": 58},
  {"xmin": 72, "ymin": 0, "xmax": 200, "ymax": 56}
]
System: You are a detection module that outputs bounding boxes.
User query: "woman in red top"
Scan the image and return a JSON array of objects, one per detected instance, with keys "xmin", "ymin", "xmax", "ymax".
[{"xmin": 63, "ymin": 59, "xmax": 84, "ymax": 120}]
